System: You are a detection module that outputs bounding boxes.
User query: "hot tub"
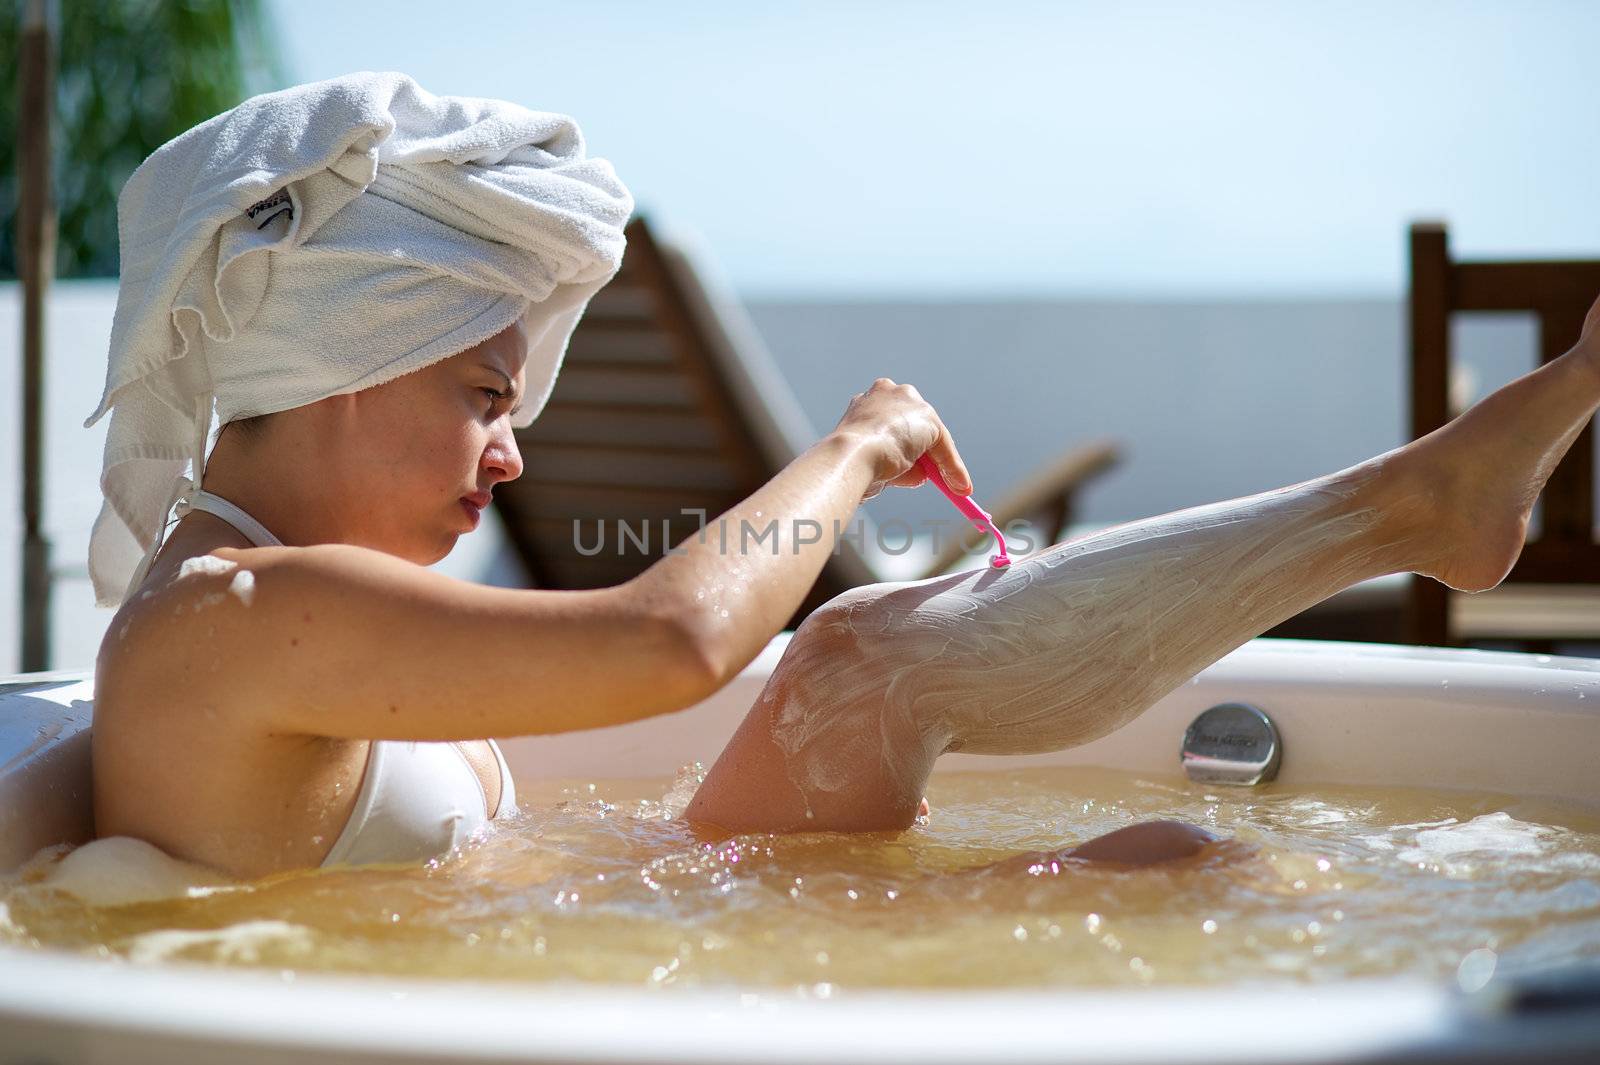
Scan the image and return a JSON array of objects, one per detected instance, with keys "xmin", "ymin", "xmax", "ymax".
[{"xmin": 2, "ymin": 635, "xmax": 1598, "ymax": 1065}]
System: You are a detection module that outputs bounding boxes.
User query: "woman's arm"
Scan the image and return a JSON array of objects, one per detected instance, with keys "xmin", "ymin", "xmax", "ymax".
[
  {"xmin": 116, "ymin": 380, "xmax": 970, "ymax": 743},
  {"xmin": 629, "ymin": 378, "xmax": 973, "ymax": 688}
]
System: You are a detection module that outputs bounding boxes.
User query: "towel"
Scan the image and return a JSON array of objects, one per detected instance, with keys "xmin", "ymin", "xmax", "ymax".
[{"xmin": 82, "ymin": 71, "xmax": 634, "ymax": 608}]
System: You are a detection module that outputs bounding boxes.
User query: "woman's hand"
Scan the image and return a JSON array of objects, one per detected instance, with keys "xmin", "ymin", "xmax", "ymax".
[{"xmin": 830, "ymin": 378, "xmax": 975, "ymax": 501}]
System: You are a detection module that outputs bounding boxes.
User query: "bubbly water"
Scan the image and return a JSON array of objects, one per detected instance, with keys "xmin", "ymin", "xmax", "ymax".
[{"xmin": 3, "ymin": 766, "xmax": 1597, "ymax": 993}]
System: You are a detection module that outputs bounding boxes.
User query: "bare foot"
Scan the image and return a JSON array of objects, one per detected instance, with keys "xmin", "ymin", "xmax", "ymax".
[{"xmin": 1381, "ymin": 297, "xmax": 1600, "ymax": 593}]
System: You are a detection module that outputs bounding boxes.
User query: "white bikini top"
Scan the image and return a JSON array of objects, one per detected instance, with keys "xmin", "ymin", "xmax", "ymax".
[{"xmin": 178, "ymin": 489, "xmax": 519, "ymax": 868}]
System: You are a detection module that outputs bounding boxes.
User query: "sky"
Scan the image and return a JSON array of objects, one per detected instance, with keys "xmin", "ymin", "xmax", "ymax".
[{"xmin": 269, "ymin": 1, "xmax": 1597, "ymax": 298}]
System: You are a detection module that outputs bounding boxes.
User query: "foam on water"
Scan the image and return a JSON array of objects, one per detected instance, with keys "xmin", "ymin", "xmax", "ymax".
[
  {"xmin": 1389, "ymin": 812, "xmax": 1600, "ymax": 878},
  {"xmin": 27, "ymin": 837, "xmax": 238, "ymax": 907},
  {"xmin": 125, "ymin": 921, "xmax": 314, "ymax": 965}
]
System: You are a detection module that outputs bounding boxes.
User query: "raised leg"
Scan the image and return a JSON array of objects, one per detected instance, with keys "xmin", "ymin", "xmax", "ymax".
[{"xmin": 686, "ymin": 320, "xmax": 1600, "ymax": 840}]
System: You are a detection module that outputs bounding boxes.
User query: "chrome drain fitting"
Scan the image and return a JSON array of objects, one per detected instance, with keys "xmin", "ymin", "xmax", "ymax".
[{"xmin": 1180, "ymin": 702, "xmax": 1282, "ymax": 785}]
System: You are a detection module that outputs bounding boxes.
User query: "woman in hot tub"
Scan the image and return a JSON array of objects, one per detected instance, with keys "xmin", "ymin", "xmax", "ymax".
[{"xmin": 89, "ymin": 73, "xmax": 1600, "ymax": 878}]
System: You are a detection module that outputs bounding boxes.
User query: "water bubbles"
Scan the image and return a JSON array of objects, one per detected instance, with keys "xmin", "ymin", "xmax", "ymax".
[
  {"xmin": 1456, "ymin": 947, "xmax": 1497, "ymax": 993},
  {"xmin": 31, "ymin": 767, "xmax": 1600, "ymax": 993}
]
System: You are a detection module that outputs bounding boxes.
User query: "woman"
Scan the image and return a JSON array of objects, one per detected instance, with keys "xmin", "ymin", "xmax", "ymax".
[{"xmin": 89, "ymin": 74, "xmax": 1600, "ymax": 880}]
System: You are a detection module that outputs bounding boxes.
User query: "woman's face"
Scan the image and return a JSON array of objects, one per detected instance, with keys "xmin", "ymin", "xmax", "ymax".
[{"xmin": 328, "ymin": 315, "xmax": 529, "ymax": 564}]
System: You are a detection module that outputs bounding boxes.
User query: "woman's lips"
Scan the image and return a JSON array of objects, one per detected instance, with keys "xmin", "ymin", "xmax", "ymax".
[{"xmin": 460, "ymin": 498, "xmax": 482, "ymax": 528}]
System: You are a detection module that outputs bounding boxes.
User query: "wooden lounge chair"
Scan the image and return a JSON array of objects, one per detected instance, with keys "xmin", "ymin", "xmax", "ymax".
[
  {"xmin": 493, "ymin": 215, "xmax": 1121, "ymax": 628},
  {"xmin": 1407, "ymin": 221, "xmax": 1600, "ymax": 649}
]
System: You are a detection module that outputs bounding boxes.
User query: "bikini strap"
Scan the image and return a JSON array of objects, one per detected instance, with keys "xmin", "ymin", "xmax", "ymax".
[
  {"xmin": 177, "ymin": 490, "xmax": 285, "ymax": 548},
  {"xmin": 487, "ymin": 739, "xmax": 519, "ymax": 818}
]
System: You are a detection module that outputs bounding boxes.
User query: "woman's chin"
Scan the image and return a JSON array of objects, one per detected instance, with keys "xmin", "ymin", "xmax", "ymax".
[
  {"xmin": 386, "ymin": 531, "xmax": 458, "ymax": 568},
  {"xmin": 423, "ymin": 535, "xmax": 459, "ymax": 566}
]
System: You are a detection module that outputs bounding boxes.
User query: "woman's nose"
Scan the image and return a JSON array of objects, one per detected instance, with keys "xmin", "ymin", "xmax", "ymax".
[{"xmin": 484, "ymin": 423, "xmax": 524, "ymax": 482}]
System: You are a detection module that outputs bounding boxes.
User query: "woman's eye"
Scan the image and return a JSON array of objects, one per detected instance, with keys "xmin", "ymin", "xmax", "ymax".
[{"xmin": 481, "ymin": 387, "xmax": 506, "ymax": 410}]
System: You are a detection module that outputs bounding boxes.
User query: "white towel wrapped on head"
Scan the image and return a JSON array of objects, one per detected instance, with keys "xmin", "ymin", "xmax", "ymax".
[{"xmin": 82, "ymin": 70, "xmax": 633, "ymax": 609}]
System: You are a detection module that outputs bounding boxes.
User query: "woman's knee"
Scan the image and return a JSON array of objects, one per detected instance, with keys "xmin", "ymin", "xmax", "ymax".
[
  {"xmin": 1065, "ymin": 819, "xmax": 1219, "ymax": 866},
  {"xmin": 781, "ymin": 583, "xmax": 903, "ymax": 675}
]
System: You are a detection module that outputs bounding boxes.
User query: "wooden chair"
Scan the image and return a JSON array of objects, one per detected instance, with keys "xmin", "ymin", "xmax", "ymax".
[
  {"xmin": 1407, "ymin": 221, "xmax": 1600, "ymax": 648},
  {"xmin": 493, "ymin": 214, "xmax": 1121, "ymax": 629}
]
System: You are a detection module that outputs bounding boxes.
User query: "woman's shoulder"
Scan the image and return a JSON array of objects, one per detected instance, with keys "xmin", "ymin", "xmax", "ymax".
[
  {"xmin": 99, "ymin": 539, "xmax": 537, "ymax": 734},
  {"xmin": 97, "ymin": 545, "xmax": 310, "ymax": 714}
]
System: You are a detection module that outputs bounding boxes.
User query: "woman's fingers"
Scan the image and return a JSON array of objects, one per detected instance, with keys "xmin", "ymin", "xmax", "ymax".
[
  {"xmin": 833, "ymin": 377, "xmax": 976, "ymax": 496},
  {"xmin": 891, "ymin": 413, "xmax": 972, "ymax": 493},
  {"xmin": 925, "ymin": 412, "xmax": 973, "ymax": 495},
  {"xmin": 882, "ymin": 385, "xmax": 972, "ymax": 493}
]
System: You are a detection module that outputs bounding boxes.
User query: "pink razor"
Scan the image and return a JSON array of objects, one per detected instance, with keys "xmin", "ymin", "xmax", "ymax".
[{"xmin": 915, "ymin": 455, "xmax": 1011, "ymax": 569}]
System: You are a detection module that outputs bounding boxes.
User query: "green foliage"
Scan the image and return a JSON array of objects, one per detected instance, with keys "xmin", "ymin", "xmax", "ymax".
[{"xmin": 1, "ymin": 0, "xmax": 288, "ymax": 279}]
